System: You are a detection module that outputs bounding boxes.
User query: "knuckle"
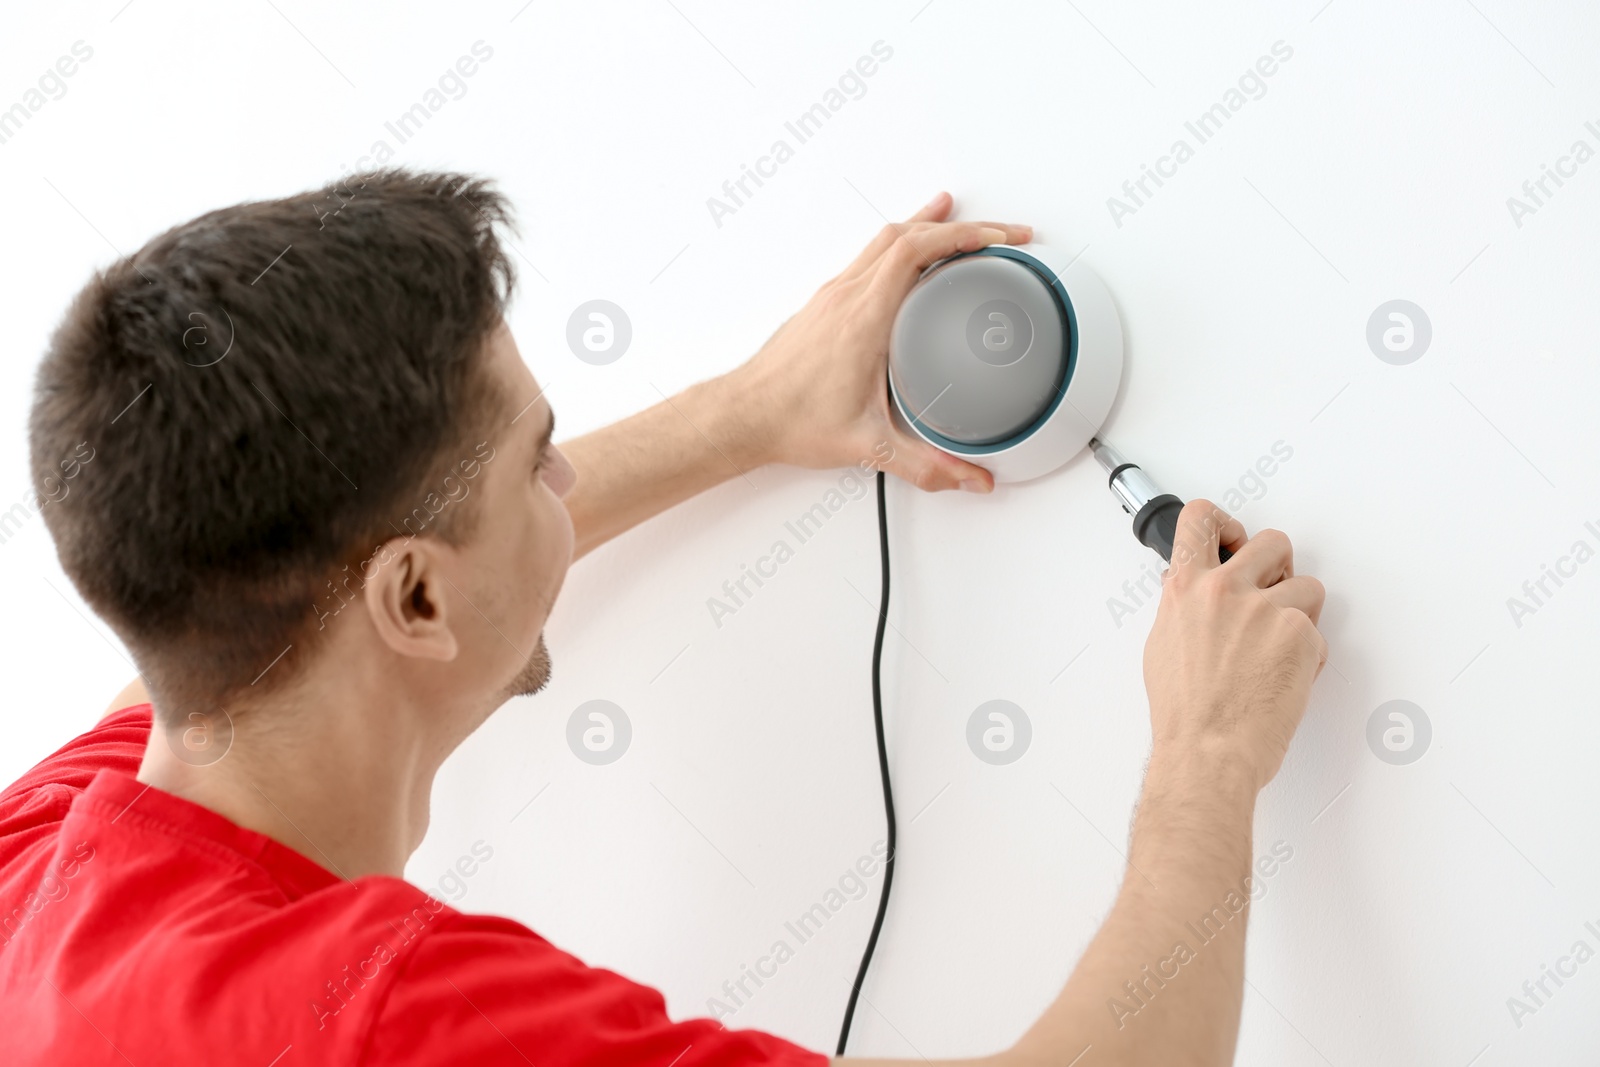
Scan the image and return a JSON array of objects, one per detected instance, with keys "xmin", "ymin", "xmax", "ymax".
[
  {"xmin": 885, "ymin": 234, "xmax": 920, "ymax": 265},
  {"xmin": 1179, "ymin": 498, "xmax": 1228, "ymax": 536},
  {"xmin": 1258, "ymin": 528, "xmax": 1292, "ymax": 551},
  {"xmin": 1278, "ymin": 608, "xmax": 1322, "ymax": 650}
]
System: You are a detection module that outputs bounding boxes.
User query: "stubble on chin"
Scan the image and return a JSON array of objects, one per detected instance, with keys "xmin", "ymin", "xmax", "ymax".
[{"xmin": 505, "ymin": 633, "xmax": 552, "ymax": 699}]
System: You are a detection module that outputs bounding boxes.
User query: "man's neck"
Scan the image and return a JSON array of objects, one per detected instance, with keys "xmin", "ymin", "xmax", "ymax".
[{"xmin": 135, "ymin": 670, "xmax": 441, "ymax": 882}]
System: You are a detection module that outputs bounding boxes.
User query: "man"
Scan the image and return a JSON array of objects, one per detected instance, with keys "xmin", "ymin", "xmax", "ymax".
[{"xmin": 2, "ymin": 170, "xmax": 1326, "ymax": 1065}]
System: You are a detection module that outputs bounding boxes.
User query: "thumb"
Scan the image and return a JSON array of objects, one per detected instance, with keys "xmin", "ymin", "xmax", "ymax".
[{"xmin": 880, "ymin": 425, "xmax": 995, "ymax": 494}]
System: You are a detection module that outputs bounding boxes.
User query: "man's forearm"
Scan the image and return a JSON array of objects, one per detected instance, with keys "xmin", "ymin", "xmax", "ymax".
[
  {"xmin": 560, "ymin": 371, "xmax": 769, "ymax": 560},
  {"xmin": 1007, "ymin": 751, "xmax": 1258, "ymax": 1067},
  {"xmin": 839, "ymin": 754, "xmax": 1259, "ymax": 1067},
  {"xmin": 831, "ymin": 503, "xmax": 1321, "ymax": 1067}
]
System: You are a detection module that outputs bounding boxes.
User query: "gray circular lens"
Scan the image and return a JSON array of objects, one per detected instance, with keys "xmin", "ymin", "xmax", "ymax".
[
  {"xmin": 890, "ymin": 255, "xmax": 1068, "ymax": 446},
  {"xmin": 965, "ymin": 298, "xmax": 1034, "ymax": 367}
]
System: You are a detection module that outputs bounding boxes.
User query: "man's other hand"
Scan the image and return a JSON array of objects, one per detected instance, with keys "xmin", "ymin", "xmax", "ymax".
[{"xmin": 1143, "ymin": 498, "xmax": 1329, "ymax": 793}]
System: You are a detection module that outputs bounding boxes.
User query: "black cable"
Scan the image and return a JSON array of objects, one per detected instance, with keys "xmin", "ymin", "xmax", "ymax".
[{"xmin": 836, "ymin": 469, "xmax": 896, "ymax": 1056}]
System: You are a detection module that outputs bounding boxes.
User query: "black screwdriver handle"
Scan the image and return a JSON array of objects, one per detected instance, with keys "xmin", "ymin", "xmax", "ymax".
[{"xmin": 1132, "ymin": 494, "xmax": 1234, "ymax": 565}]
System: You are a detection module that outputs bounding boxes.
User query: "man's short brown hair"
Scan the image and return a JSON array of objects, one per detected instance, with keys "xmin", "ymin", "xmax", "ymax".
[{"xmin": 29, "ymin": 169, "xmax": 517, "ymax": 711}]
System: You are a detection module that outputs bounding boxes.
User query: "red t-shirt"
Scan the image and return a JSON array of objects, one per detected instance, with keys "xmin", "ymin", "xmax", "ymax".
[{"xmin": 0, "ymin": 704, "xmax": 828, "ymax": 1066}]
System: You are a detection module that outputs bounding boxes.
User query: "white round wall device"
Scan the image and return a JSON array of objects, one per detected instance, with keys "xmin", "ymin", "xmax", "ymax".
[{"xmin": 887, "ymin": 244, "xmax": 1124, "ymax": 483}]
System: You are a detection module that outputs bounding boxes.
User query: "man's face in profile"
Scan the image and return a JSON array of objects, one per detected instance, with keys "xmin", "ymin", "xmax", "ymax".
[{"xmin": 454, "ymin": 321, "xmax": 576, "ymax": 707}]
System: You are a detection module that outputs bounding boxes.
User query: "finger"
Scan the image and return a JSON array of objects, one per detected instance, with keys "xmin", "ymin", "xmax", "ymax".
[
  {"xmin": 870, "ymin": 221, "xmax": 1032, "ymax": 296},
  {"xmin": 847, "ymin": 215, "xmax": 1033, "ymax": 286},
  {"xmin": 1168, "ymin": 498, "xmax": 1243, "ymax": 577},
  {"xmin": 841, "ymin": 193, "xmax": 953, "ymax": 278},
  {"xmin": 1219, "ymin": 517, "xmax": 1249, "ymax": 560},
  {"xmin": 1227, "ymin": 528, "xmax": 1294, "ymax": 589},
  {"xmin": 906, "ymin": 191, "xmax": 953, "ymax": 224},
  {"xmin": 1261, "ymin": 574, "xmax": 1326, "ymax": 626},
  {"xmin": 1283, "ymin": 607, "xmax": 1330, "ymax": 675},
  {"xmin": 958, "ymin": 220, "xmax": 1036, "ymax": 239},
  {"xmin": 880, "ymin": 422, "xmax": 994, "ymax": 494}
]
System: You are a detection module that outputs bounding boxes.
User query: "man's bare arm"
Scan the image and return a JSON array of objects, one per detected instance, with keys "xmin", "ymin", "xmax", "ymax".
[
  {"xmin": 560, "ymin": 373, "xmax": 770, "ymax": 560},
  {"xmin": 838, "ymin": 760, "xmax": 1256, "ymax": 1067},
  {"xmin": 839, "ymin": 501, "xmax": 1328, "ymax": 1067}
]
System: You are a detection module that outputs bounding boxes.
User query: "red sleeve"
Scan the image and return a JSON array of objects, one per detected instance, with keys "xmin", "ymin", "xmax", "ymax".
[
  {"xmin": 0, "ymin": 704, "xmax": 151, "ymax": 857},
  {"xmin": 364, "ymin": 912, "xmax": 828, "ymax": 1067}
]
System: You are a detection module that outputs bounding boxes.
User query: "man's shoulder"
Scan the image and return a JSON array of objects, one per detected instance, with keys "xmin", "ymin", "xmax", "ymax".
[
  {"xmin": 363, "ymin": 908, "xmax": 828, "ymax": 1067},
  {"xmin": 0, "ymin": 703, "xmax": 150, "ymax": 870},
  {"xmin": 1, "ymin": 703, "xmax": 150, "ymax": 807}
]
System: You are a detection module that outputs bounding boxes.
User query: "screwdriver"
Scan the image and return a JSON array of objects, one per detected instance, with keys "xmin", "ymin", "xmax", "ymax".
[{"xmin": 1089, "ymin": 438, "xmax": 1233, "ymax": 564}]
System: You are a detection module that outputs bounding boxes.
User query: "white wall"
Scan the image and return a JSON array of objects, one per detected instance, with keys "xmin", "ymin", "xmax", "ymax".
[{"xmin": 4, "ymin": 1, "xmax": 1599, "ymax": 1063}]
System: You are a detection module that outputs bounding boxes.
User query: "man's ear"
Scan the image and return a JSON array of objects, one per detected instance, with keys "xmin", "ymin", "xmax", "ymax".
[{"xmin": 363, "ymin": 537, "xmax": 460, "ymax": 663}]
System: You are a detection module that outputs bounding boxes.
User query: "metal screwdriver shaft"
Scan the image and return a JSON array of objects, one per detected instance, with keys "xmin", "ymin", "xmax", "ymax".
[{"xmin": 1090, "ymin": 438, "xmax": 1232, "ymax": 564}]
